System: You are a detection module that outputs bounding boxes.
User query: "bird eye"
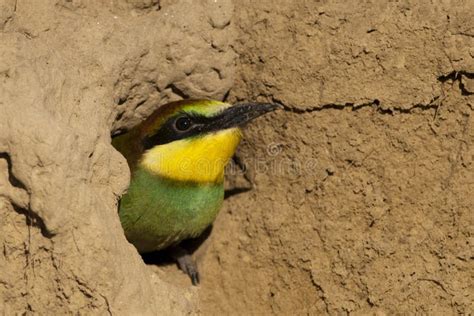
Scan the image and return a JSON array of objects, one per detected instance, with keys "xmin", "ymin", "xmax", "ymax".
[{"xmin": 175, "ymin": 116, "xmax": 192, "ymax": 131}]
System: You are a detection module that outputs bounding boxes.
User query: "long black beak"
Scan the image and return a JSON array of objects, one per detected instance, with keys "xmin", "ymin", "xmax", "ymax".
[{"xmin": 215, "ymin": 102, "xmax": 280, "ymax": 130}]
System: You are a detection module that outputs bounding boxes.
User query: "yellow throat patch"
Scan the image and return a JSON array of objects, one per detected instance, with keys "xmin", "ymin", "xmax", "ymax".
[{"xmin": 140, "ymin": 128, "xmax": 242, "ymax": 184}]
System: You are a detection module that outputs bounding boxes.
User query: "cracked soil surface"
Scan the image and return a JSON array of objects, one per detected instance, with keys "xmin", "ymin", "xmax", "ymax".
[
  {"xmin": 0, "ymin": 0, "xmax": 473, "ymax": 315},
  {"xmin": 195, "ymin": 1, "xmax": 474, "ymax": 315}
]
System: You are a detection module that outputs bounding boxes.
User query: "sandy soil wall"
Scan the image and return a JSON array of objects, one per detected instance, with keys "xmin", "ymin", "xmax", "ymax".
[
  {"xmin": 0, "ymin": 0, "xmax": 234, "ymax": 314},
  {"xmin": 1, "ymin": 0, "xmax": 473, "ymax": 315}
]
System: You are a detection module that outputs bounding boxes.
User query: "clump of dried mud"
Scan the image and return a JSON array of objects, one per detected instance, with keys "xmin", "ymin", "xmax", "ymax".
[
  {"xmin": 1, "ymin": 0, "xmax": 473, "ymax": 315},
  {"xmin": 1, "ymin": 0, "xmax": 234, "ymax": 314}
]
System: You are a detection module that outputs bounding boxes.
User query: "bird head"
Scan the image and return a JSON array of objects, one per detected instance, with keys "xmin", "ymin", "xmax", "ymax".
[{"xmin": 120, "ymin": 100, "xmax": 278, "ymax": 184}]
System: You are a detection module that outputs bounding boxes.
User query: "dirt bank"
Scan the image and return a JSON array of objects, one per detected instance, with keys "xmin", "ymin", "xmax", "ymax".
[
  {"xmin": 198, "ymin": 1, "xmax": 474, "ymax": 314},
  {"xmin": 1, "ymin": 0, "xmax": 473, "ymax": 315}
]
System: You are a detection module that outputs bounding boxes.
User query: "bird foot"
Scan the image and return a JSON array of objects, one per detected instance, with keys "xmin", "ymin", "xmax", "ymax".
[{"xmin": 169, "ymin": 246, "xmax": 200, "ymax": 285}]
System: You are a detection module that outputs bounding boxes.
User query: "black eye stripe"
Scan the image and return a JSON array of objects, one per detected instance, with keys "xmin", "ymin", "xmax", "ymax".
[
  {"xmin": 143, "ymin": 113, "xmax": 212, "ymax": 149},
  {"xmin": 141, "ymin": 102, "xmax": 277, "ymax": 150},
  {"xmin": 143, "ymin": 106, "xmax": 245, "ymax": 149}
]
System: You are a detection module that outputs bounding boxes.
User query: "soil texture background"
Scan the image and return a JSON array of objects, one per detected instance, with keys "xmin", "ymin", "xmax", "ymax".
[{"xmin": 0, "ymin": 0, "xmax": 473, "ymax": 315}]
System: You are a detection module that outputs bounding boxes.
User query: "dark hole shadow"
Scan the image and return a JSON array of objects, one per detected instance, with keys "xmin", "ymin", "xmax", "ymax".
[{"xmin": 141, "ymin": 225, "xmax": 214, "ymax": 266}]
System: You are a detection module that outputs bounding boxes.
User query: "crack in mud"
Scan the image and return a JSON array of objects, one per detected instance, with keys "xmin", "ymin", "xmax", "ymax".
[
  {"xmin": 274, "ymin": 97, "xmax": 442, "ymax": 115},
  {"xmin": 443, "ymin": 113, "xmax": 470, "ymax": 188},
  {"xmin": 308, "ymin": 270, "xmax": 330, "ymax": 314},
  {"xmin": 166, "ymin": 83, "xmax": 190, "ymax": 99},
  {"xmin": 0, "ymin": 152, "xmax": 27, "ymax": 190},
  {"xmin": 438, "ymin": 70, "xmax": 474, "ymax": 96},
  {"xmin": 415, "ymin": 278, "xmax": 452, "ymax": 296},
  {"xmin": 274, "ymin": 71, "xmax": 474, "ymax": 115}
]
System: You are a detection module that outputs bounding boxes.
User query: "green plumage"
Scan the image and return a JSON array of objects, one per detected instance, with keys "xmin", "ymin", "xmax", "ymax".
[{"xmin": 119, "ymin": 167, "xmax": 224, "ymax": 253}]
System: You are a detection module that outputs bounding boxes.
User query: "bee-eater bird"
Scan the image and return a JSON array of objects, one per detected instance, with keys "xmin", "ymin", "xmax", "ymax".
[{"xmin": 113, "ymin": 99, "xmax": 278, "ymax": 285}]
